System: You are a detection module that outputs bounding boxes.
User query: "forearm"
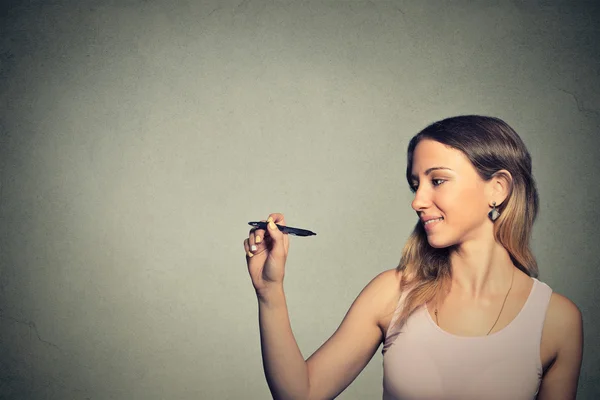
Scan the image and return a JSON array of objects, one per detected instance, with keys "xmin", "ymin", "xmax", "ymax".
[{"xmin": 258, "ymin": 286, "xmax": 310, "ymax": 400}]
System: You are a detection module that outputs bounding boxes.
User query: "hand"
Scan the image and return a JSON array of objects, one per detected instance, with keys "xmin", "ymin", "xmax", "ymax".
[{"xmin": 243, "ymin": 213, "xmax": 290, "ymax": 296}]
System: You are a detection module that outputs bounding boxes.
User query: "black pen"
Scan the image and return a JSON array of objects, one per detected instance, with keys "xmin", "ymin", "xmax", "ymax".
[{"xmin": 248, "ymin": 221, "xmax": 317, "ymax": 237}]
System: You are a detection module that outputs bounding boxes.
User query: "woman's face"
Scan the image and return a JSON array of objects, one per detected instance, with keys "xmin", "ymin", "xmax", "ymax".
[{"xmin": 410, "ymin": 139, "xmax": 493, "ymax": 248}]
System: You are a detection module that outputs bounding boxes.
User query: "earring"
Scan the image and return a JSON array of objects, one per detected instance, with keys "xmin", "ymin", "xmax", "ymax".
[{"xmin": 488, "ymin": 201, "xmax": 500, "ymax": 221}]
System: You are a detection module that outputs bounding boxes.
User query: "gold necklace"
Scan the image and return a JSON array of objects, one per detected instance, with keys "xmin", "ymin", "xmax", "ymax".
[{"xmin": 434, "ymin": 267, "xmax": 515, "ymax": 336}]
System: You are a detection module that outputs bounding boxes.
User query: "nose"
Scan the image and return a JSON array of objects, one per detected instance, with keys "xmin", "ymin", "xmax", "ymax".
[{"xmin": 411, "ymin": 186, "xmax": 432, "ymax": 212}]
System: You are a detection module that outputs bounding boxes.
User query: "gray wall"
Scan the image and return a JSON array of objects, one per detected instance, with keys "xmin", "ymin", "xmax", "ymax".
[{"xmin": 1, "ymin": 1, "xmax": 599, "ymax": 399}]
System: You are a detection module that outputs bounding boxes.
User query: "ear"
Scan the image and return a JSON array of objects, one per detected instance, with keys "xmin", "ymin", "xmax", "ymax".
[{"xmin": 488, "ymin": 169, "xmax": 512, "ymax": 207}]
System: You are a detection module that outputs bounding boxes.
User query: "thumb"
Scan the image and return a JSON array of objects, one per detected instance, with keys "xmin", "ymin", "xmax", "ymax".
[{"xmin": 266, "ymin": 216, "xmax": 286, "ymax": 256}]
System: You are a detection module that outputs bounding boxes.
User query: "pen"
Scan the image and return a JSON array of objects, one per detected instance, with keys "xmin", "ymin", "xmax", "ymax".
[{"xmin": 248, "ymin": 221, "xmax": 317, "ymax": 237}]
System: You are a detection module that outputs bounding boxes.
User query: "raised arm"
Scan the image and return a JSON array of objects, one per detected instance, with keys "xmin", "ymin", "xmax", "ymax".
[
  {"xmin": 244, "ymin": 213, "xmax": 401, "ymax": 400},
  {"xmin": 304, "ymin": 268, "xmax": 401, "ymax": 399}
]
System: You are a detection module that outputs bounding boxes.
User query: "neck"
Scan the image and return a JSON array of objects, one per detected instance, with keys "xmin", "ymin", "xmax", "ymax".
[{"xmin": 448, "ymin": 238, "xmax": 516, "ymax": 300}]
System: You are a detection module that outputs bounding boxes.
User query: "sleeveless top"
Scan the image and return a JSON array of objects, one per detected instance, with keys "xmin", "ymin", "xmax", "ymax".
[{"xmin": 382, "ymin": 277, "xmax": 552, "ymax": 400}]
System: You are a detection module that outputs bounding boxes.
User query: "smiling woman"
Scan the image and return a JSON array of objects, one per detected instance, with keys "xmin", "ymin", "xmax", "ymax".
[
  {"xmin": 382, "ymin": 116, "xmax": 583, "ymax": 399},
  {"xmin": 243, "ymin": 116, "xmax": 583, "ymax": 400}
]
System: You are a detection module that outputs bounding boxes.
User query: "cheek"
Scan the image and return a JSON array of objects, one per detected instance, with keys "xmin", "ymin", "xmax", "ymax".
[
  {"xmin": 441, "ymin": 187, "xmax": 486, "ymax": 221},
  {"xmin": 436, "ymin": 188, "xmax": 464, "ymax": 213}
]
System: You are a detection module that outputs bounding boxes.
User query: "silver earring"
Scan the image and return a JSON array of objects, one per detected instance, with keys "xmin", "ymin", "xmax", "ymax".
[{"xmin": 488, "ymin": 201, "xmax": 500, "ymax": 221}]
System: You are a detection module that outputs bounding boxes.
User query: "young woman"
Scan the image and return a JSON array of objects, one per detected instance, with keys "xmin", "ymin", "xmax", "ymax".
[{"xmin": 243, "ymin": 115, "xmax": 583, "ymax": 400}]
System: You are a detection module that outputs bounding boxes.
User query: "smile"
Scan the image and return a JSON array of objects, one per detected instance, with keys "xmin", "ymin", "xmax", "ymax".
[{"xmin": 423, "ymin": 217, "xmax": 443, "ymax": 225}]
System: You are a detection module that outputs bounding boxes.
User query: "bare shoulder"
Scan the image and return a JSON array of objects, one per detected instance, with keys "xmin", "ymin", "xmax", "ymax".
[
  {"xmin": 546, "ymin": 292, "xmax": 582, "ymax": 339},
  {"xmin": 542, "ymin": 291, "xmax": 583, "ymax": 363},
  {"xmin": 549, "ymin": 292, "xmax": 581, "ymax": 317},
  {"xmin": 368, "ymin": 268, "xmax": 403, "ymax": 335},
  {"xmin": 371, "ymin": 267, "xmax": 402, "ymax": 289},
  {"xmin": 537, "ymin": 291, "xmax": 584, "ymax": 399},
  {"xmin": 370, "ymin": 268, "xmax": 402, "ymax": 305}
]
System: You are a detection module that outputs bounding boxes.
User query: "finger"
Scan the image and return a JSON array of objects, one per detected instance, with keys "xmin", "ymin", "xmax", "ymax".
[
  {"xmin": 265, "ymin": 214, "xmax": 289, "ymax": 259},
  {"xmin": 254, "ymin": 219, "xmax": 266, "ymax": 244},
  {"xmin": 245, "ymin": 234, "xmax": 267, "ymax": 257},
  {"xmin": 266, "ymin": 215, "xmax": 284, "ymax": 241},
  {"xmin": 249, "ymin": 223, "xmax": 266, "ymax": 245},
  {"xmin": 265, "ymin": 213, "xmax": 286, "ymax": 240},
  {"xmin": 243, "ymin": 238, "xmax": 254, "ymax": 258},
  {"xmin": 248, "ymin": 229, "xmax": 257, "ymax": 252},
  {"xmin": 267, "ymin": 213, "xmax": 286, "ymax": 226}
]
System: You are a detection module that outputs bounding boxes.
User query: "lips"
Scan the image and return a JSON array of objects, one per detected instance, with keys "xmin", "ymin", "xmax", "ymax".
[
  {"xmin": 422, "ymin": 217, "xmax": 444, "ymax": 231},
  {"xmin": 421, "ymin": 216, "xmax": 443, "ymax": 224}
]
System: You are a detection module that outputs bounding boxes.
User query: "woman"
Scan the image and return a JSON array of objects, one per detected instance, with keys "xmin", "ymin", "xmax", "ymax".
[{"xmin": 243, "ymin": 115, "xmax": 583, "ymax": 399}]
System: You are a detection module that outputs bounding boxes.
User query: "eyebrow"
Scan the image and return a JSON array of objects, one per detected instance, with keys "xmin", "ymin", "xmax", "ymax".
[{"xmin": 410, "ymin": 167, "xmax": 454, "ymax": 181}]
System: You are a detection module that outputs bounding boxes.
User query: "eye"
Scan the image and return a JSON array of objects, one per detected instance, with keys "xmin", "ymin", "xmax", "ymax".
[{"xmin": 410, "ymin": 179, "xmax": 446, "ymax": 192}]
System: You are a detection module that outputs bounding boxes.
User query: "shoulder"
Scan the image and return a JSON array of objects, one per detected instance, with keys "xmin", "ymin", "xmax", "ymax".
[
  {"xmin": 537, "ymin": 291, "xmax": 584, "ymax": 397},
  {"xmin": 371, "ymin": 268, "xmax": 403, "ymax": 288},
  {"xmin": 544, "ymin": 291, "xmax": 583, "ymax": 357},
  {"xmin": 349, "ymin": 268, "xmax": 402, "ymax": 314},
  {"xmin": 364, "ymin": 268, "xmax": 403, "ymax": 334},
  {"xmin": 346, "ymin": 268, "xmax": 401, "ymax": 318},
  {"xmin": 546, "ymin": 292, "xmax": 582, "ymax": 333},
  {"xmin": 369, "ymin": 268, "xmax": 403, "ymax": 305}
]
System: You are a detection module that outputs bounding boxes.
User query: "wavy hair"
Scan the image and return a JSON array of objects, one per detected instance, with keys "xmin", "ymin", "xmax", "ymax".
[{"xmin": 392, "ymin": 115, "xmax": 539, "ymax": 332}]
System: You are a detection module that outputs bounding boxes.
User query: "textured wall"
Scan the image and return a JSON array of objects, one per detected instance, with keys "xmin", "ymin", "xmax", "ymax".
[{"xmin": 1, "ymin": 1, "xmax": 599, "ymax": 399}]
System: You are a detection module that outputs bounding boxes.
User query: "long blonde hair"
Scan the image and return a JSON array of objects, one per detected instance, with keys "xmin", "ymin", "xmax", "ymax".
[{"xmin": 392, "ymin": 115, "xmax": 540, "ymax": 332}]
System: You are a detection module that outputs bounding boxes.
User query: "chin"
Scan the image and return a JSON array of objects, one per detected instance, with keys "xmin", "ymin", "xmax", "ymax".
[
  {"xmin": 428, "ymin": 242, "xmax": 450, "ymax": 249},
  {"xmin": 426, "ymin": 235, "xmax": 455, "ymax": 249}
]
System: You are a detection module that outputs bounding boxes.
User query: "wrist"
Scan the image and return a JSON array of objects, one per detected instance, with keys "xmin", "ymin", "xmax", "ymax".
[{"xmin": 256, "ymin": 284, "xmax": 286, "ymax": 306}]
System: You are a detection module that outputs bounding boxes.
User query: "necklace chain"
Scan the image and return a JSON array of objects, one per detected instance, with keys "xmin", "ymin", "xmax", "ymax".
[{"xmin": 434, "ymin": 267, "xmax": 515, "ymax": 336}]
